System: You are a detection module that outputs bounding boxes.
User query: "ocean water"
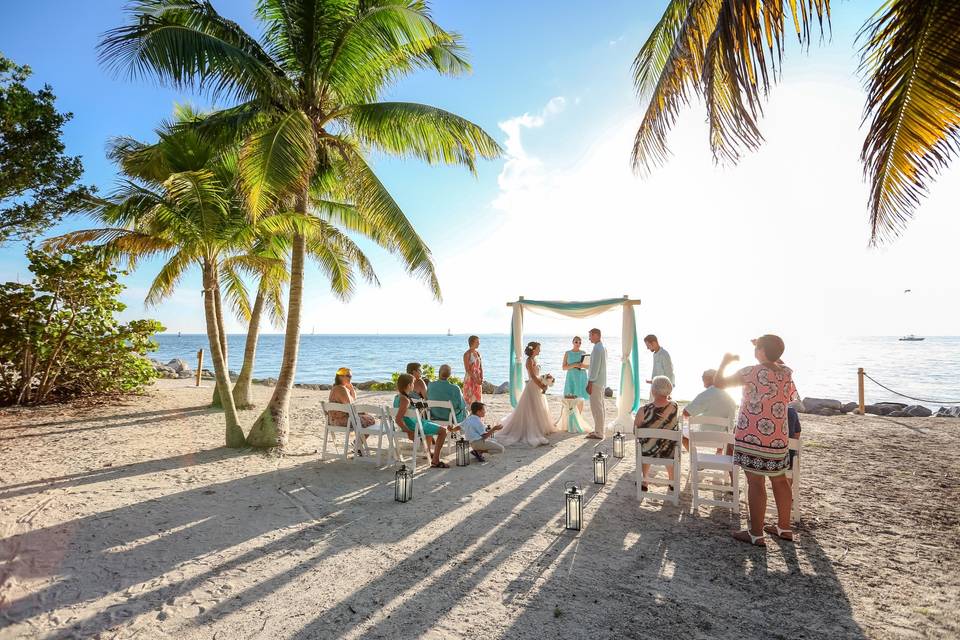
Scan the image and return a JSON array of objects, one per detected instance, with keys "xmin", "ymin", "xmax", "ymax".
[{"xmin": 152, "ymin": 334, "xmax": 960, "ymax": 408}]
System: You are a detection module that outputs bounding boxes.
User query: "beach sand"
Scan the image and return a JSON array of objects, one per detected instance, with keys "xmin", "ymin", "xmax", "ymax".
[{"xmin": 0, "ymin": 379, "xmax": 957, "ymax": 639}]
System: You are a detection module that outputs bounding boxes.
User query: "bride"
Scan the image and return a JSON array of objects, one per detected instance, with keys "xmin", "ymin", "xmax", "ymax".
[{"xmin": 498, "ymin": 341, "xmax": 556, "ymax": 447}]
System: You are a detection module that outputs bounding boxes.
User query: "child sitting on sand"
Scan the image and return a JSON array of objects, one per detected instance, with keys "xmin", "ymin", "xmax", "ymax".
[{"xmin": 460, "ymin": 402, "xmax": 503, "ymax": 462}]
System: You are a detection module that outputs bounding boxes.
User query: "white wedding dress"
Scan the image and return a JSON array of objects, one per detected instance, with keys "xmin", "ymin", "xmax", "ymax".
[{"xmin": 498, "ymin": 358, "xmax": 556, "ymax": 447}]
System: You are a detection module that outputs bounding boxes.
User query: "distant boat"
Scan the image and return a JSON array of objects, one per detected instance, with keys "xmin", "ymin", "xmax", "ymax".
[
  {"xmin": 900, "ymin": 290, "xmax": 922, "ymax": 341},
  {"xmin": 447, "ymin": 328, "xmax": 452, "ymax": 336}
]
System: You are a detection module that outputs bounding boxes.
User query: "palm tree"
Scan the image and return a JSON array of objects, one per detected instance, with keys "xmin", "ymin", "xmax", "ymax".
[
  {"xmin": 631, "ymin": 0, "xmax": 960, "ymax": 244},
  {"xmin": 228, "ymin": 204, "xmax": 379, "ymax": 409},
  {"xmin": 46, "ymin": 122, "xmax": 260, "ymax": 446},
  {"xmin": 100, "ymin": 0, "xmax": 502, "ymax": 449}
]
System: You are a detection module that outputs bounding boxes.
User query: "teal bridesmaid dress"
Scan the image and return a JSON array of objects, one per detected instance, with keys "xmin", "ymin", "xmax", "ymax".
[{"xmin": 563, "ymin": 350, "xmax": 589, "ymax": 399}]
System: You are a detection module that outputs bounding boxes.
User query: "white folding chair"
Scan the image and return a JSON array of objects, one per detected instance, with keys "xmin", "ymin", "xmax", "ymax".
[
  {"xmin": 351, "ymin": 403, "xmax": 400, "ymax": 466},
  {"xmin": 635, "ymin": 428, "xmax": 682, "ymax": 506},
  {"xmin": 784, "ymin": 438, "xmax": 802, "ymax": 522},
  {"xmin": 426, "ymin": 399, "xmax": 460, "ymax": 453},
  {"xmin": 319, "ymin": 401, "xmax": 354, "ymax": 461},
  {"xmin": 689, "ymin": 429, "xmax": 740, "ymax": 514}
]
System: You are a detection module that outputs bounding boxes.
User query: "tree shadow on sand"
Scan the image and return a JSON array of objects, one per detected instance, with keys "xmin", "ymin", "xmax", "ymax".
[
  {"xmin": 496, "ymin": 461, "xmax": 868, "ymax": 639},
  {"xmin": 0, "ymin": 436, "xmax": 559, "ymax": 639}
]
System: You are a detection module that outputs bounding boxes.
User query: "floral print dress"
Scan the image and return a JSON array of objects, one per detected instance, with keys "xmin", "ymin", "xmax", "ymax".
[
  {"xmin": 733, "ymin": 364, "xmax": 799, "ymax": 476},
  {"xmin": 463, "ymin": 350, "xmax": 483, "ymax": 405}
]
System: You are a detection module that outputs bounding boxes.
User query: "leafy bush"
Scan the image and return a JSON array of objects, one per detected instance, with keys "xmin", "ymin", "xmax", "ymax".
[
  {"xmin": 0, "ymin": 246, "xmax": 164, "ymax": 405},
  {"xmin": 369, "ymin": 362, "xmax": 463, "ymax": 392}
]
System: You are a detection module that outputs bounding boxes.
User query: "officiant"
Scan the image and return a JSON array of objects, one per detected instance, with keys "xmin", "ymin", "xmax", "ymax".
[{"xmin": 562, "ymin": 336, "xmax": 590, "ymax": 410}]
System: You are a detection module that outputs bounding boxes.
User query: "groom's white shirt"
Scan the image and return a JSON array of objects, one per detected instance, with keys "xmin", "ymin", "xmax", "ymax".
[{"xmin": 588, "ymin": 342, "xmax": 607, "ymax": 388}]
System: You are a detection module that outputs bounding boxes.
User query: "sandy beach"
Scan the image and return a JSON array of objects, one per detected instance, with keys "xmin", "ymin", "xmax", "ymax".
[{"xmin": 0, "ymin": 379, "xmax": 958, "ymax": 639}]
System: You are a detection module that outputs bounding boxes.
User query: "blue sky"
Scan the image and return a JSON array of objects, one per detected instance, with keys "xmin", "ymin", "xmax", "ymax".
[{"xmin": 2, "ymin": 1, "xmax": 958, "ymax": 343}]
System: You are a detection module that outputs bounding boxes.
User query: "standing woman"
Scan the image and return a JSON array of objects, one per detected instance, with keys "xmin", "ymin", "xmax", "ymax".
[
  {"xmin": 463, "ymin": 335, "xmax": 484, "ymax": 405},
  {"xmin": 562, "ymin": 336, "xmax": 589, "ymax": 412},
  {"xmin": 497, "ymin": 341, "xmax": 555, "ymax": 447},
  {"xmin": 714, "ymin": 334, "xmax": 800, "ymax": 547}
]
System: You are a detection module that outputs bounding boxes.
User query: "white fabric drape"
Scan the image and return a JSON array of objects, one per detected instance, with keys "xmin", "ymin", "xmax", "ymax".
[
  {"xmin": 615, "ymin": 303, "xmax": 637, "ymax": 429},
  {"xmin": 520, "ymin": 300, "xmax": 625, "ymax": 320}
]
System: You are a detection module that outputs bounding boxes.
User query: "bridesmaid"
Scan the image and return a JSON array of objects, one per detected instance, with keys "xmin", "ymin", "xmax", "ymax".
[
  {"xmin": 562, "ymin": 336, "xmax": 589, "ymax": 413},
  {"xmin": 463, "ymin": 335, "xmax": 484, "ymax": 405}
]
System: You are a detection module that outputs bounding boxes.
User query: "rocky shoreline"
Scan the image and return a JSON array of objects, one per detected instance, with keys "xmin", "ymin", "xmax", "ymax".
[
  {"xmin": 146, "ymin": 358, "xmax": 622, "ymax": 397},
  {"xmin": 796, "ymin": 396, "xmax": 960, "ymax": 419}
]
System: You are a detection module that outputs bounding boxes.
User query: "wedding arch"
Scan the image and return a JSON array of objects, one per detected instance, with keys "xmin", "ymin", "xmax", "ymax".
[{"xmin": 506, "ymin": 296, "xmax": 641, "ymax": 428}]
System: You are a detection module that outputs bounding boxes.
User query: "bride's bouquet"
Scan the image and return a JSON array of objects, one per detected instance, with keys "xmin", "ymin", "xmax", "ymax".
[{"xmin": 539, "ymin": 373, "xmax": 555, "ymax": 394}]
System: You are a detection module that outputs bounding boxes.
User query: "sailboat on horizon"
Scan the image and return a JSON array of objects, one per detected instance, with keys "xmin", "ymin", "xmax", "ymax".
[{"xmin": 899, "ymin": 290, "xmax": 925, "ymax": 341}]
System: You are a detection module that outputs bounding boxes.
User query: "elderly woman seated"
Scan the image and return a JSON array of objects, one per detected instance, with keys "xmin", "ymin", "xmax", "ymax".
[
  {"xmin": 634, "ymin": 375, "xmax": 680, "ymax": 490},
  {"xmin": 327, "ymin": 367, "xmax": 376, "ymax": 428}
]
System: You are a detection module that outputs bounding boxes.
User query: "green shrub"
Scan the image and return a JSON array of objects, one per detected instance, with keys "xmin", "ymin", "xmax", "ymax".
[
  {"xmin": 369, "ymin": 362, "xmax": 462, "ymax": 392},
  {"xmin": 0, "ymin": 246, "xmax": 164, "ymax": 405}
]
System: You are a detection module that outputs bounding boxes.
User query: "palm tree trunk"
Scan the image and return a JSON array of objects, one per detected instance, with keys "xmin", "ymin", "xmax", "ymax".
[
  {"xmin": 232, "ymin": 280, "xmax": 266, "ymax": 410},
  {"xmin": 203, "ymin": 263, "xmax": 246, "ymax": 447},
  {"xmin": 210, "ymin": 282, "xmax": 229, "ymax": 408},
  {"xmin": 247, "ymin": 197, "xmax": 306, "ymax": 449}
]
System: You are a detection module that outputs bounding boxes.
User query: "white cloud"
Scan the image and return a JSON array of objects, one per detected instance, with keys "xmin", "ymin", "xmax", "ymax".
[{"xmin": 494, "ymin": 97, "xmax": 566, "ymax": 208}]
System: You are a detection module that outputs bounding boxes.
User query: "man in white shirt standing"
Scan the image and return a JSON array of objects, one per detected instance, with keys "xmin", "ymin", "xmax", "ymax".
[
  {"xmin": 585, "ymin": 328, "xmax": 606, "ymax": 440},
  {"xmin": 644, "ymin": 334, "xmax": 674, "ymax": 397}
]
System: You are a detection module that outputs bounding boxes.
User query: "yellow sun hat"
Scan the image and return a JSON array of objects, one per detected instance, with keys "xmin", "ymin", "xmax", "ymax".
[{"xmin": 335, "ymin": 367, "xmax": 351, "ymax": 376}]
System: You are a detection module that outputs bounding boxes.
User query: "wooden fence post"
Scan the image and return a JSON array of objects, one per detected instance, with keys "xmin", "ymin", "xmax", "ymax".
[
  {"xmin": 196, "ymin": 349, "xmax": 203, "ymax": 387},
  {"xmin": 857, "ymin": 367, "xmax": 865, "ymax": 415}
]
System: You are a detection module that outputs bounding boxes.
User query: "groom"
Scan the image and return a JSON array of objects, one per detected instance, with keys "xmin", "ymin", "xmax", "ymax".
[{"xmin": 585, "ymin": 327, "xmax": 606, "ymax": 440}]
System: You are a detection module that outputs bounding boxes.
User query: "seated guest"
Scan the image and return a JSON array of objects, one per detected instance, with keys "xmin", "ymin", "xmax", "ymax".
[
  {"xmin": 394, "ymin": 373, "xmax": 449, "ymax": 468},
  {"xmin": 406, "ymin": 362, "xmax": 429, "ymax": 399},
  {"xmin": 427, "ymin": 364, "xmax": 467, "ymax": 423},
  {"xmin": 634, "ymin": 375, "xmax": 679, "ymax": 490},
  {"xmin": 461, "ymin": 402, "xmax": 504, "ymax": 461},
  {"xmin": 682, "ymin": 368, "xmax": 738, "ymax": 450},
  {"xmin": 328, "ymin": 367, "xmax": 376, "ymax": 427},
  {"xmin": 787, "ymin": 406, "xmax": 801, "ymax": 473}
]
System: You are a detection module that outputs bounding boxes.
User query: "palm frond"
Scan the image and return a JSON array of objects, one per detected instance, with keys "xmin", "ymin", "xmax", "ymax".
[
  {"xmin": 325, "ymin": 151, "xmax": 440, "ymax": 300},
  {"xmin": 145, "ymin": 250, "xmax": 196, "ymax": 307},
  {"xmin": 633, "ymin": 0, "xmax": 695, "ymax": 100},
  {"xmin": 858, "ymin": 0, "xmax": 960, "ymax": 243},
  {"xmin": 344, "ymin": 102, "xmax": 501, "ymax": 172},
  {"xmin": 322, "ymin": 2, "xmax": 470, "ymax": 103},
  {"xmin": 218, "ymin": 261, "xmax": 252, "ymax": 321},
  {"xmin": 238, "ymin": 110, "xmax": 317, "ymax": 217},
  {"xmin": 99, "ymin": 0, "xmax": 290, "ymax": 103},
  {"xmin": 631, "ymin": 0, "xmax": 722, "ymax": 172},
  {"xmin": 701, "ymin": 0, "xmax": 829, "ymax": 164}
]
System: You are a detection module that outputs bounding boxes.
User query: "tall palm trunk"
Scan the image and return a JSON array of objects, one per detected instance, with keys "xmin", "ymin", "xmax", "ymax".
[
  {"xmin": 247, "ymin": 197, "xmax": 306, "ymax": 449},
  {"xmin": 210, "ymin": 283, "xmax": 230, "ymax": 408},
  {"xmin": 203, "ymin": 262, "xmax": 246, "ymax": 447},
  {"xmin": 232, "ymin": 280, "xmax": 266, "ymax": 410}
]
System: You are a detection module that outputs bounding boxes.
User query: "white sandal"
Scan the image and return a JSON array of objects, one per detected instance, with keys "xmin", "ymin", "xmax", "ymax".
[
  {"xmin": 733, "ymin": 530, "xmax": 766, "ymax": 546},
  {"xmin": 764, "ymin": 524, "xmax": 795, "ymax": 541}
]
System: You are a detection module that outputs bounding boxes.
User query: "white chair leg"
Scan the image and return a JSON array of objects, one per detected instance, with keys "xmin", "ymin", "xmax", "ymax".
[{"xmin": 320, "ymin": 426, "xmax": 330, "ymax": 461}]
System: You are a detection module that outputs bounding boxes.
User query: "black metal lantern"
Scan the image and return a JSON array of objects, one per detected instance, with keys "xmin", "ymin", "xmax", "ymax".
[
  {"xmin": 593, "ymin": 450, "xmax": 608, "ymax": 485},
  {"xmin": 455, "ymin": 436, "xmax": 470, "ymax": 466},
  {"xmin": 564, "ymin": 481, "xmax": 584, "ymax": 531},
  {"xmin": 612, "ymin": 431, "xmax": 625, "ymax": 459},
  {"xmin": 394, "ymin": 464, "xmax": 413, "ymax": 502}
]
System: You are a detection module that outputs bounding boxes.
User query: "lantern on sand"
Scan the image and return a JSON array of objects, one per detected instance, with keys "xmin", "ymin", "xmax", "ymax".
[
  {"xmin": 612, "ymin": 432, "xmax": 625, "ymax": 459},
  {"xmin": 455, "ymin": 436, "xmax": 470, "ymax": 466},
  {"xmin": 564, "ymin": 481, "xmax": 584, "ymax": 531},
  {"xmin": 395, "ymin": 464, "xmax": 413, "ymax": 502},
  {"xmin": 593, "ymin": 450, "xmax": 608, "ymax": 485}
]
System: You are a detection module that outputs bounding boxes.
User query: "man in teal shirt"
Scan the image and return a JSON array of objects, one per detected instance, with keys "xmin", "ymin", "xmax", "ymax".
[{"xmin": 428, "ymin": 364, "xmax": 467, "ymax": 423}]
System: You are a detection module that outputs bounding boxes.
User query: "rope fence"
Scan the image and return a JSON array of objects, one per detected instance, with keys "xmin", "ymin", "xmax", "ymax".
[{"xmin": 859, "ymin": 369, "xmax": 960, "ymax": 406}]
